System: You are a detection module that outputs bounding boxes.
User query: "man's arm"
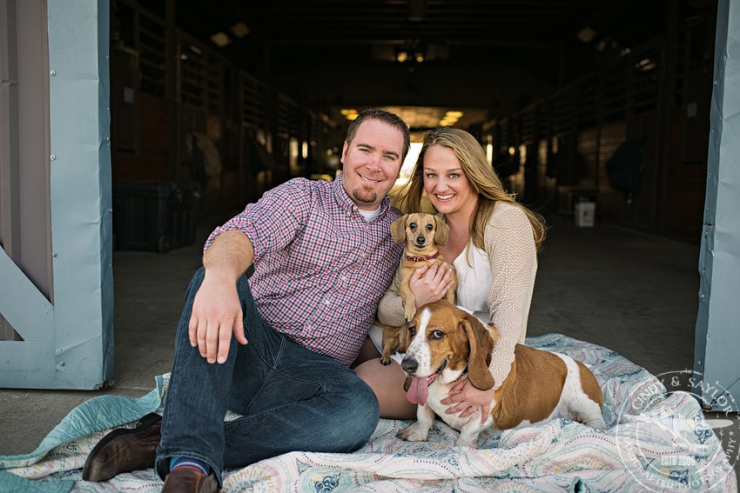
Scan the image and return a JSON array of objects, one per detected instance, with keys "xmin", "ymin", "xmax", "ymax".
[
  {"xmin": 189, "ymin": 230, "xmax": 254, "ymax": 364},
  {"xmin": 203, "ymin": 229, "xmax": 255, "ymax": 274}
]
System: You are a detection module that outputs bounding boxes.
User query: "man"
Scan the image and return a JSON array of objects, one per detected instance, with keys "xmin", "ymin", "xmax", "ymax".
[{"xmin": 83, "ymin": 109, "xmax": 410, "ymax": 493}]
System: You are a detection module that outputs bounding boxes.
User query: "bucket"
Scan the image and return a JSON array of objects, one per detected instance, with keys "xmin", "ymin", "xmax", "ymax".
[{"xmin": 574, "ymin": 202, "xmax": 596, "ymax": 227}]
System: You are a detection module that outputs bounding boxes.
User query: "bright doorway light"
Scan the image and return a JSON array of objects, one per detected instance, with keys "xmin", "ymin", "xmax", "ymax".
[{"xmin": 397, "ymin": 143, "xmax": 423, "ymax": 184}]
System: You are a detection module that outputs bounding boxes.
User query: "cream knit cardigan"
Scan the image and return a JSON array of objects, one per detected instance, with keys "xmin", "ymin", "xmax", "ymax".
[{"xmin": 376, "ymin": 201, "xmax": 538, "ymax": 388}]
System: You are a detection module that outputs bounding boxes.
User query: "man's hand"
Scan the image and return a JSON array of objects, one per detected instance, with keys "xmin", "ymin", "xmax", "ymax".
[
  {"xmin": 188, "ymin": 270, "xmax": 248, "ymax": 364},
  {"xmin": 193, "ymin": 230, "xmax": 254, "ymax": 364}
]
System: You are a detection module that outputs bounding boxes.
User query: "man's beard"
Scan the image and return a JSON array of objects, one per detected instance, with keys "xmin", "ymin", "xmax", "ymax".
[{"xmin": 353, "ymin": 187, "xmax": 378, "ymax": 205}]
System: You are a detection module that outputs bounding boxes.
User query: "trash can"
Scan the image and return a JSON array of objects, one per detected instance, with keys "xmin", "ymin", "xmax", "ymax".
[
  {"xmin": 112, "ymin": 181, "xmax": 199, "ymax": 253},
  {"xmin": 574, "ymin": 201, "xmax": 596, "ymax": 227}
]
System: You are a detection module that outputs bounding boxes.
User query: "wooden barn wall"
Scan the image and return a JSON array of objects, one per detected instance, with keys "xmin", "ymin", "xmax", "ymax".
[
  {"xmin": 107, "ymin": 0, "xmax": 331, "ymax": 222},
  {"xmin": 663, "ymin": 108, "xmax": 708, "ymax": 238},
  {"xmin": 621, "ymin": 113, "xmax": 661, "ymax": 232},
  {"xmin": 661, "ymin": 19, "xmax": 715, "ymax": 240},
  {"xmin": 485, "ymin": 10, "xmax": 715, "ymax": 242},
  {"xmin": 536, "ymin": 139, "xmax": 555, "ymax": 207},
  {"xmin": 577, "ymin": 122, "xmax": 626, "ymax": 224},
  {"xmin": 112, "ymin": 93, "xmax": 170, "ymax": 182}
]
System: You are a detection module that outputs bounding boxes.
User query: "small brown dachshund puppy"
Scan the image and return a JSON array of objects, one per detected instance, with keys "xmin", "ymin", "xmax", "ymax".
[{"xmin": 379, "ymin": 213, "xmax": 457, "ymax": 365}]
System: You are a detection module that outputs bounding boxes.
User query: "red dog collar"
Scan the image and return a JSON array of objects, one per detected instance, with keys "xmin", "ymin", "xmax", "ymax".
[{"xmin": 406, "ymin": 251, "xmax": 441, "ymax": 262}]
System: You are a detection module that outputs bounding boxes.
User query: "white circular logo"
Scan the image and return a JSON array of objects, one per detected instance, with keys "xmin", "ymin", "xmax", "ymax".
[{"xmin": 614, "ymin": 370, "xmax": 738, "ymax": 492}]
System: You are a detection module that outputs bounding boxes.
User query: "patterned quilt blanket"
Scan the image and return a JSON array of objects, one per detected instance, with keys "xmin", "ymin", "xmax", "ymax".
[{"xmin": 1, "ymin": 334, "xmax": 737, "ymax": 493}]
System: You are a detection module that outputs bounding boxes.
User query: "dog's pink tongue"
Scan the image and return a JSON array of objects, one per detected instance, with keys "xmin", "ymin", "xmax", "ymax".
[{"xmin": 406, "ymin": 377, "xmax": 429, "ymax": 406}]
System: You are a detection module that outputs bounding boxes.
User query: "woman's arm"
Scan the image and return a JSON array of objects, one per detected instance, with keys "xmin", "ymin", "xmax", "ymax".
[
  {"xmin": 485, "ymin": 203, "xmax": 538, "ymax": 388},
  {"xmin": 377, "ymin": 268, "xmax": 406, "ymax": 326}
]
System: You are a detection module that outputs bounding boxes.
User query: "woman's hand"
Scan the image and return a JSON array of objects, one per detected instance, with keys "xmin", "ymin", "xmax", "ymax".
[
  {"xmin": 440, "ymin": 378, "xmax": 495, "ymax": 424},
  {"xmin": 409, "ymin": 263, "xmax": 456, "ymax": 309}
]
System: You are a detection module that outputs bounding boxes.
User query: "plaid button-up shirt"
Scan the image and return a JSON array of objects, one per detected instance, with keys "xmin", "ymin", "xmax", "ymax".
[{"xmin": 204, "ymin": 174, "xmax": 403, "ymax": 366}]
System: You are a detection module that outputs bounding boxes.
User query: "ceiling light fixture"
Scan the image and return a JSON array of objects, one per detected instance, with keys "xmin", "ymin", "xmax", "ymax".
[
  {"xmin": 577, "ymin": 27, "xmax": 597, "ymax": 43},
  {"xmin": 439, "ymin": 110, "xmax": 463, "ymax": 126},
  {"xmin": 340, "ymin": 109, "xmax": 359, "ymax": 120},
  {"xmin": 210, "ymin": 32, "xmax": 232, "ymax": 47},
  {"xmin": 635, "ymin": 58, "xmax": 657, "ymax": 71},
  {"xmin": 230, "ymin": 22, "xmax": 250, "ymax": 38}
]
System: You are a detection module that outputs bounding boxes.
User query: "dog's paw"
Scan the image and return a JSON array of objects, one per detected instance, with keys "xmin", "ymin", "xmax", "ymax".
[
  {"xmin": 396, "ymin": 422, "xmax": 429, "ymax": 442},
  {"xmin": 455, "ymin": 437, "xmax": 479, "ymax": 448},
  {"xmin": 380, "ymin": 355, "xmax": 392, "ymax": 365}
]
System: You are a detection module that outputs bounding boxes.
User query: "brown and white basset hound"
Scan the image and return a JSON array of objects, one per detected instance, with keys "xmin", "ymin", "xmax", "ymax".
[
  {"xmin": 379, "ymin": 213, "xmax": 457, "ymax": 365},
  {"xmin": 397, "ymin": 300, "xmax": 606, "ymax": 447}
]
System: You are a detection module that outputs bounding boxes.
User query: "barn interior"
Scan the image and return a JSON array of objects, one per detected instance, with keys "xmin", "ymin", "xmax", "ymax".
[{"xmin": 109, "ymin": 0, "xmax": 717, "ymax": 243}]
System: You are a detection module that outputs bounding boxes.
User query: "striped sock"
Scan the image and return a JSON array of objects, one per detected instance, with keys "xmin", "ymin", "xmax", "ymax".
[{"xmin": 169, "ymin": 456, "xmax": 210, "ymax": 477}]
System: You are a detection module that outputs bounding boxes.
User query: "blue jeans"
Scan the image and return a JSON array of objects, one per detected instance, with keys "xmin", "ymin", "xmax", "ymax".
[{"xmin": 155, "ymin": 268, "xmax": 380, "ymax": 484}]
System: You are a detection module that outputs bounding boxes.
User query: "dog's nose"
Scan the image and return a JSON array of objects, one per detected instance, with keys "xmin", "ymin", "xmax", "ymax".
[
  {"xmin": 401, "ymin": 357, "xmax": 418, "ymax": 375},
  {"xmin": 415, "ymin": 235, "xmax": 426, "ymax": 245}
]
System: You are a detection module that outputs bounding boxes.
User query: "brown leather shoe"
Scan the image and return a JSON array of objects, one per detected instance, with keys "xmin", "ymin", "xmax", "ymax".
[
  {"xmin": 162, "ymin": 468, "xmax": 219, "ymax": 493},
  {"xmin": 82, "ymin": 412, "xmax": 162, "ymax": 481}
]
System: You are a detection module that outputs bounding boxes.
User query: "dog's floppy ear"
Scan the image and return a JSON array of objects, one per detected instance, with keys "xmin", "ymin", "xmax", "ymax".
[
  {"xmin": 434, "ymin": 216, "xmax": 450, "ymax": 246},
  {"xmin": 402, "ymin": 319, "xmax": 416, "ymax": 352},
  {"xmin": 459, "ymin": 314, "xmax": 495, "ymax": 391},
  {"xmin": 397, "ymin": 322, "xmax": 408, "ymax": 353},
  {"xmin": 390, "ymin": 216, "xmax": 408, "ymax": 244}
]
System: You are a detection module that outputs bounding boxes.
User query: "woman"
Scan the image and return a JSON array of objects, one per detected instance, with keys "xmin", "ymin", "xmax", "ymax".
[{"xmin": 355, "ymin": 127, "xmax": 547, "ymax": 421}]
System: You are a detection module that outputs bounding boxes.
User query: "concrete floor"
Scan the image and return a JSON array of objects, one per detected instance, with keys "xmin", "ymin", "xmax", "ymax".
[
  {"xmin": 527, "ymin": 215, "xmax": 699, "ymax": 377},
  {"xmin": 0, "ymin": 211, "xmax": 736, "ymax": 483}
]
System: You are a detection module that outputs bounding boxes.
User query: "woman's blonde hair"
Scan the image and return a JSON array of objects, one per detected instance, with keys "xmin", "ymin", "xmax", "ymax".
[{"xmin": 397, "ymin": 127, "xmax": 547, "ymax": 252}]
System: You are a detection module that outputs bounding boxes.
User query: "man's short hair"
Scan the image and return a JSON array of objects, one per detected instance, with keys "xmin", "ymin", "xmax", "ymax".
[{"xmin": 345, "ymin": 108, "xmax": 411, "ymax": 161}]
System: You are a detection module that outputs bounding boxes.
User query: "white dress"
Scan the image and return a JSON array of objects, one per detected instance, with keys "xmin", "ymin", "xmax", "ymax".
[{"xmin": 453, "ymin": 243, "xmax": 493, "ymax": 325}]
